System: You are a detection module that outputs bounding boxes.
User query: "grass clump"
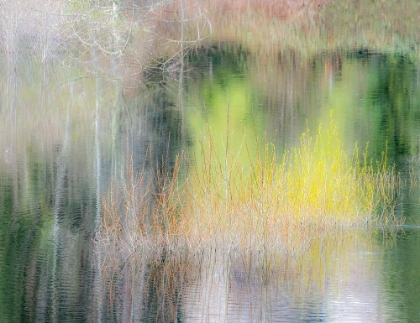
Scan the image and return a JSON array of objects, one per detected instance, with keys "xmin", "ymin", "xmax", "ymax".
[{"xmin": 101, "ymin": 118, "xmax": 399, "ymax": 255}]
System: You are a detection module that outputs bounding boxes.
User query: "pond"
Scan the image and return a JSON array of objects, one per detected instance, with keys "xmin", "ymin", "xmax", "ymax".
[{"xmin": 1, "ymin": 1, "xmax": 420, "ymax": 322}]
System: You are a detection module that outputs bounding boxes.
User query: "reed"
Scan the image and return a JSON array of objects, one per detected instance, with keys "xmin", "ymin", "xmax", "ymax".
[{"xmin": 101, "ymin": 116, "xmax": 400, "ymax": 256}]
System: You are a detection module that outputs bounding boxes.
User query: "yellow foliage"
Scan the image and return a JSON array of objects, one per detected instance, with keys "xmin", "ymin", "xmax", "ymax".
[
  {"xmin": 176, "ymin": 117, "xmax": 399, "ymax": 250},
  {"xmin": 102, "ymin": 117, "xmax": 400, "ymax": 254}
]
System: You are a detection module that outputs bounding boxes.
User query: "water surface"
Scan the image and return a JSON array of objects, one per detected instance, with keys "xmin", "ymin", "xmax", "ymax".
[{"xmin": 2, "ymin": 8, "xmax": 420, "ymax": 323}]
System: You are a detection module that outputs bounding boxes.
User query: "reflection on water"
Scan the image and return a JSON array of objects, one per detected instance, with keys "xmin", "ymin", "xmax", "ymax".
[
  {"xmin": 183, "ymin": 232, "xmax": 380, "ymax": 323},
  {"xmin": 101, "ymin": 230, "xmax": 403, "ymax": 322},
  {"xmin": 2, "ymin": 19, "xmax": 420, "ymax": 323}
]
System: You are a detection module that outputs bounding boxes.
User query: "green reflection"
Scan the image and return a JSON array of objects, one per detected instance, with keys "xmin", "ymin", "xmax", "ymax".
[
  {"xmin": 0, "ymin": 151, "xmax": 52, "ymax": 322},
  {"xmin": 186, "ymin": 55, "xmax": 265, "ymax": 183},
  {"xmin": 315, "ymin": 53, "xmax": 420, "ymax": 164},
  {"xmin": 381, "ymin": 229, "xmax": 420, "ymax": 322}
]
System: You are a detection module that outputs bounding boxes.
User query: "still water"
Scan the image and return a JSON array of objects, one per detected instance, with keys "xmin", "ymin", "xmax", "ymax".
[{"xmin": 1, "ymin": 39, "xmax": 420, "ymax": 323}]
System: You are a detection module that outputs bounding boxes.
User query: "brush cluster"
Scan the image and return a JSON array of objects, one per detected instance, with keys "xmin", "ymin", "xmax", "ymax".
[{"xmin": 100, "ymin": 119, "xmax": 399, "ymax": 256}]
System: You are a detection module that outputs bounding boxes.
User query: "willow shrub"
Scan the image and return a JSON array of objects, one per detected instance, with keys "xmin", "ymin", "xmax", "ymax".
[
  {"xmin": 177, "ymin": 118, "xmax": 399, "ymax": 251},
  {"xmin": 102, "ymin": 119, "xmax": 399, "ymax": 254}
]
